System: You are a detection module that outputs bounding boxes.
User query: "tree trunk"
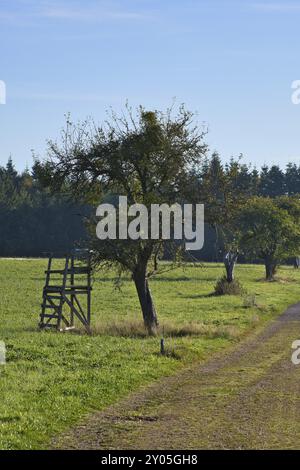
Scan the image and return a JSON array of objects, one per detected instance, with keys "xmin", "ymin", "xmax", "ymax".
[
  {"xmin": 224, "ymin": 250, "xmax": 238, "ymax": 283},
  {"xmin": 213, "ymin": 224, "xmax": 219, "ymax": 262},
  {"xmin": 265, "ymin": 257, "xmax": 277, "ymax": 280},
  {"xmin": 133, "ymin": 269, "xmax": 158, "ymax": 335}
]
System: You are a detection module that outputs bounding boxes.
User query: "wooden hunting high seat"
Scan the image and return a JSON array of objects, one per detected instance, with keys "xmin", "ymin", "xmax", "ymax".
[{"xmin": 39, "ymin": 251, "xmax": 92, "ymax": 333}]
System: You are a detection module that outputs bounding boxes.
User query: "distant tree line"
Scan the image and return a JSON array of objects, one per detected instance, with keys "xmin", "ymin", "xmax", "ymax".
[
  {"xmin": 1, "ymin": 153, "xmax": 300, "ymax": 259},
  {"xmin": 0, "ymin": 156, "xmax": 89, "ymax": 257}
]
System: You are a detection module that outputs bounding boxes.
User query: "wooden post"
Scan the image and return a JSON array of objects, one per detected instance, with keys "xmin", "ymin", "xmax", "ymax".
[
  {"xmin": 70, "ymin": 255, "xmax": 75, "ymax": 327},
  {"xmin": 39, "ymin": 255, "xmax": 53, "ymax": 327},
  {"xmin": 57, "ymin": 256, "xmax": 69, "ymax": 330},
  {"xmin": 87, "ymin": 253, "xmax": 91, "ymax": 326}
]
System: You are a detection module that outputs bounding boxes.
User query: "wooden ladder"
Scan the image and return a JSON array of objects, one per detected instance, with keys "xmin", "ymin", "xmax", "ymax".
[{"xmin": 39, "ymin": 253, "xmax": 92, "ymax": 333}]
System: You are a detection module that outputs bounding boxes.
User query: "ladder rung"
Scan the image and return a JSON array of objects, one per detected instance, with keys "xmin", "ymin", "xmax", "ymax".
[
  {"xmin": 44, "ymin": 286, "xmax": 92, "ymax": 293},
  {"xmin": 71, "ymin": 268, "xmax": 91, "ymax": 273},
  {"xmin": 68, "ymin": 285, "xmax": 91, "ymax": 290},
  {"xmin": 47, "ymin": 285, "xmax": 91, "ymax": 289},
  {"xmin": 44, "ymin": 295, "xmax": 62, "ymax": 300},
  {"xmin": 64, "ymin": 290, "xmax": 92, "ymax": 295},
  {"xmin": 45, "ymin": 268, "xmax": 91, "ymax": 274},
  {"xmin": 44, "ymin": 270, "xmax": 65, "ymax": 274},
  {"xmin": 44, "ymin": 286, "xmax": 64, "ymax": 291},
  {"xmin": 39, "ymin": 322, "xmax": 58, "ymax": 327},
  {"xmin": 40, "ymin": 314, "xmax": 60, "ymax": 319},
  {"xmin": 42, "ymin": 305, "xmax": 60, "ymax": 309}
]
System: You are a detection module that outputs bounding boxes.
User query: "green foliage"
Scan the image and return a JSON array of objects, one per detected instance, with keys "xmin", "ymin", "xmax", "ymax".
[
  {"xmin": 191, "ymin": 158, "xmax": 300, "ymax": 262},
  {"xmin": 2, "ymin": 154, "xmax": 300, "ymax": 261},
  {"xmin": 237, "ymin": 196, "xmax": 300, "ymax": 267},
  {"xmin": 214, "ymin": 275, "xmax": 244, "ymax": 296},
  {"xmin": 259, "ymin": 164, "xmax": 285, "ymax": 197},
  {"xmin": 35, "ymin": 105, "xmax": 208, "ymax": 273},
  {"xmin": 0, "ymin": 158, "xmax": 88, "ymax": 257}
]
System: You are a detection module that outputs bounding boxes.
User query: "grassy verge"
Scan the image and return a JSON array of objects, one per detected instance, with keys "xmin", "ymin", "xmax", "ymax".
[{"xmin": 0, "ymin": 259, "xmax": 299, "ymax": 449}]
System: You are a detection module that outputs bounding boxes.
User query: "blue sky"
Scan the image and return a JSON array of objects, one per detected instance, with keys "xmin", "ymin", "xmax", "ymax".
[{"xmin": 0, "ymin": 0, "xmax": 300, "ymax": 170}]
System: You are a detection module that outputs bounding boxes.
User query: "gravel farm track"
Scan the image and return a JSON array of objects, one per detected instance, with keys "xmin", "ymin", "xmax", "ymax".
[{"xmin": 53, "ymin": 302, "xmax": 300, "ymax": 450}]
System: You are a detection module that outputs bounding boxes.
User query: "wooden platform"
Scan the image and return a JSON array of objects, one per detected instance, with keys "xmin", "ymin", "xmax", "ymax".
[{"xmin": 39, "ymin": 253, "xmax": 92, "ymax": 333}]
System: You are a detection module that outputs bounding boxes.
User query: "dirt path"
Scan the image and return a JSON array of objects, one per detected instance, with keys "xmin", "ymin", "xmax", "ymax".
[{"xmin": 53, "ymin": 303, "xmax": 300, "ymax": 450}]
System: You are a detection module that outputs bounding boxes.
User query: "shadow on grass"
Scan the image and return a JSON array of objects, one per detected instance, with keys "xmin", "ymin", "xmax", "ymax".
[
  {"xmin": 177, "ymin": 293, "xmax": 214, "ymax": 299},
  {"xmin": 255, "ymin": 276, "xmax": 298, "ymax": 284}
]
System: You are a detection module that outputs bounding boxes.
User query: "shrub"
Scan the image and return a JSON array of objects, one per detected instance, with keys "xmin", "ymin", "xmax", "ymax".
[
  {"xmin": 242, "ymin": 294, "xmax": 258, "ymax": 308},
  {"xmin": 214, "ymin": 275, "xmax": 243, "ymax": 296}
]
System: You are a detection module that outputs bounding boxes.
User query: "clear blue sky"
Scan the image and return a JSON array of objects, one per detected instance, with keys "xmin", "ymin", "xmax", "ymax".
[{"xmin": 0, "ymin": 0, "xmax": 300, "ymax": 171}]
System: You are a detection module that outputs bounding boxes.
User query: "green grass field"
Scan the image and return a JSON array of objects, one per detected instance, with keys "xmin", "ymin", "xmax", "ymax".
[{"xmin": 0, "ymin": 259, "xmax": 300, "ymax": 449}]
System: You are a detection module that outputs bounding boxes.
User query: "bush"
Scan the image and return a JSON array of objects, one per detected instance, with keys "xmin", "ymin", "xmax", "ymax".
[
  {"xmin": 242, "ymin": 294, "xmax": 258, "ymax": 308},
  {"xmin": 214, "ymin": 275, "xmax": 243, "ymax": 296}
]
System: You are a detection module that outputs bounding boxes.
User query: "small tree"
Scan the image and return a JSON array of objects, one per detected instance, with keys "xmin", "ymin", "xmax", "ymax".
[
  {"xmin": 194, "ymin": 155, "xmax": 253, "ymax": 283},
  {"xmin": 237, "ymin": 196, "xmax": 300, "ymax": 280},
  {"xmin": 35, "ymin": 105, "xmax": 207, "ymax": 334}
]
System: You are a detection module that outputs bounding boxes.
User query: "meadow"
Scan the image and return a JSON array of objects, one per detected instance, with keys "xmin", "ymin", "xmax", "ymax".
[{"xmin": 0, "ymin": 259, "xmax": 300, "ymax": 449}]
